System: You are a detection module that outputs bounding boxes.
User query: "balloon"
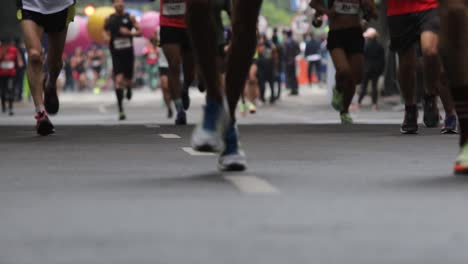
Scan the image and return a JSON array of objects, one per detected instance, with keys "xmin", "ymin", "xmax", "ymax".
[
  {"xmin": 64, "ymin": 16, "xmax": 92, "ymax": 55},
  {"xmin": 140, "ymin": 11, "xmax": 160, "ymax": 39},
  {"xmin": 87, "ymin": 6, "xmax": 114, "ymax": 44},
  {"xmin": 65, "ymin": 18, "xmax": 80, "ymax": 43},
  {"xmin": 133, "ymin": 37, "xmax": 147, "ymax": 56}
]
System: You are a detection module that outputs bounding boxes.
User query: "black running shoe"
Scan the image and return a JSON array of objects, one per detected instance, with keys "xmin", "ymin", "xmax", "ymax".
[
  {"xmin": 198, "ymin": 81, "xmax": 206, "ymax": 92},
  {"xmin": 182, "ymin": 89, "xmax": 190, "ymax": 110},
  {"xmin": 423, "ymin": 95, "xmax": 440, "ymax": 128},
  {"xmin": 441, "ymin": 115, "xmax": 458, "ymax": 134},
  {"xmin": 126, "ymin": 88, "xmax": 132, "ymax": 101},
  {"xmin": 119, "ymin": 111, "xmax": 126, "ymax": 121},
  {"xmin": 44, "ymin": 76, "xmax": 59, "ymax": 115},
  {"xmin": 35, "ymin": 111, "xmax": 55, "ymax": 136},
  {"xmin": 175, "ymin": 111, "xmax": 187, "ymax": 125},
  {"xmin": 401, "ymin": 105, "xmax": 419, "ymax": 134},
  {"xmin": 167, "ymin": 108, "xmax": 173, "ymax": 119}
]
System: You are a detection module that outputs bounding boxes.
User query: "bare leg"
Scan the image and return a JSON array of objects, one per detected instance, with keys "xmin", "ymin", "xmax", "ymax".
[
  {"xmin": 225, "ymin": 0, "xmax": 263, "ymax": 121},
  {"xmin": 163, "ymin": 44, "xmax": 183, "ymax": 106},
  {"xmin": 397, "ymin": 46, "xmax": 418, "ymax": 106},
  {"xmin": 20, "ymin": 20, "xmax": 44, "ymax": 110},
  {"xmin": 440, "ymin": 0, "xmax": 468, "ymax": 145},
  {"xmin": 186, "ymin": 0, "xmax": 221, "ymax": 102},
  {"xmin": 330, "ymin": 49, "xmax": 353, "ymax": 113},
  {"xmin": 46, "ymin": 30, "xmax": 67, "ymax": 88}
]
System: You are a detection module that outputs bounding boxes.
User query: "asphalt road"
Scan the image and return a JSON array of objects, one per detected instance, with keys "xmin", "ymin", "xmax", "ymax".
[{"xmin": 1, "ymin": 88, "xmax": 467, "ymax": 264}]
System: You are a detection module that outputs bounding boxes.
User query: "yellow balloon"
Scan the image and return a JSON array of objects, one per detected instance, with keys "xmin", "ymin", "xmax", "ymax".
[{"xmin": 87, "ymin": 6, "xmax": 115, "ymax": 44}]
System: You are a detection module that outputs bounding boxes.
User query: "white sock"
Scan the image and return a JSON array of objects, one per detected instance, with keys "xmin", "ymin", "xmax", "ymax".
[{"xmin": 35, "ymin": 105, "xmax": 44, "ymax": 114}]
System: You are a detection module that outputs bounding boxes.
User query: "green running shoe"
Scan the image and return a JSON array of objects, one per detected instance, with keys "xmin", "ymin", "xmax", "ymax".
[
  {"xmin": 454, "ymin": 143, "xmax": 468, "ymax": 175},
  {"xmin": 340, "ymin": 113, "xmax": 353, "ymax": 125},
  {"xmin": 118, "ymin": 111, "xmax": 126, "ymax": 121},
  {"xmin": 331, "ymin": 87, "xmax": 343, "ymax": 112}
]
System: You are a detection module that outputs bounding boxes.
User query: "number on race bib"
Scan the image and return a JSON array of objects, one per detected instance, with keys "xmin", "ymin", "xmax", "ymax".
[
  {"xmin": 163, "ymin": 1, "xmax": 186, "ymax": 16},
  {"xmin": 113, "ymin": 38, "xmax": 132, "ymax": 50}
]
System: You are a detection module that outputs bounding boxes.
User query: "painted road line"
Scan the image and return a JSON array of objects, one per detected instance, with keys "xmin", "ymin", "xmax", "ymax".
[
  {"xmin": 145, "ymin": 124, "xmax": 160, "ymax": 128},
  {"xmin": 160, "ymin": 134, "xmax": 181, "ymax": 139},
  {"xmin": 224, "ymin": 175, "xmax": 279, "ymax": 194},
  {"xmin": 182, "ymin": 147, "xmax": 216, "ymax": 156}
]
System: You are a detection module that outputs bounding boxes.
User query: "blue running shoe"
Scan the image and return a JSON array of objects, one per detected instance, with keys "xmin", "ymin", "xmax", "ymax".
[
  {"xmin": 218, "ymin": 124, "xmax": 247, "ymax": 171},
  {"xmin": 191, "ymin": 99, "xmax": 229, "ymax": 152},
  {"xmin": 441, "ymin": 115, "xmax": 458, "ymax": 134}
]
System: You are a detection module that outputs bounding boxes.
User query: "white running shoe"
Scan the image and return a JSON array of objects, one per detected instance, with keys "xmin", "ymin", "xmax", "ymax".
[
  {"xmin": 218, "ymin": 124, "xmax": 247, "ymax": 171},
  {"xmin": 191, "ymin": 99, "xmax": 230, "ymax": 153}
]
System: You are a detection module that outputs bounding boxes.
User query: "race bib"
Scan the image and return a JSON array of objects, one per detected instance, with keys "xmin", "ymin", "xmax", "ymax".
[
  {"xmin": 148, "ymin": 53, "xmax": 157, "ymax": 60},
  {"xmin": 163, "ymin": 1, "xmax": 186, "ymax": 16},
  {"xmin": 113, "ymin": 38, "xmax": 132, "ymax": 50},
  {"xmin": 0, "ymin": 61, "xmax": 15, "ymax": 70},
  {"xmin": 334, "ymin": 0, "xmax": 360, "ymax": 15}
]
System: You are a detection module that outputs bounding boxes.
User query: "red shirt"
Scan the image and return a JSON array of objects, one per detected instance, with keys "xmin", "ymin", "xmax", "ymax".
[
  {"xmin": 144, "ymin": 45, "xmax": 158, "ymax": 65},
  {"xmin": 0, "ymin": 45, "xmax": 18, "ymax": 77},
  {"xmin": 160, "ymin": 0, "xmax": 186, "ymax": 28},
  {"xmin": 387, "ymin": 0, "xmax": 438, "ymax": 16}
]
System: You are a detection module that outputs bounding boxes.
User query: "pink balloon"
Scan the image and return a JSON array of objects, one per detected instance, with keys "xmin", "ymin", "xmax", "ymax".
[
  {"xmin": 64, "ymin": 16, "xmax": 92, "ymax": 55},
  {"xmin": 141, "ymin": 11, "xmax": 160, "ymax": 39},
  {"xmin": 133, "ymin": 37, "xmax": 147, "ymax": 56}
]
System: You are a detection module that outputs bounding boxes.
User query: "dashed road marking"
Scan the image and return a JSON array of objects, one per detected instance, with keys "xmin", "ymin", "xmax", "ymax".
[
  {"xmin": 160, "ymin": 134, "xmax": 181, "ymax": 139},
  {"xmin": 182, "ymin": 147, "xmax": 216, "ymax": 156},
  {"xmin": 145, "ymin": 124, "xmax": 160, "ymax": 128},
  {"xmin": 224, "ymin": 175, "xmax": 279, "ymax": 194}
]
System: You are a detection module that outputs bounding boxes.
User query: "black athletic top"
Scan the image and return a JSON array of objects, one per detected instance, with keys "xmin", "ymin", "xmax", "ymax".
[{"xmin": 105, "ymin": 13, "xmax": 134, "ymax": 53}]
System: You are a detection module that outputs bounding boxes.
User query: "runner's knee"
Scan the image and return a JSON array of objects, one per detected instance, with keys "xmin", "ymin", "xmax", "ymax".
[{"xmin": 28, "ymin": 49, "xmax": 43, "ymax": 66}]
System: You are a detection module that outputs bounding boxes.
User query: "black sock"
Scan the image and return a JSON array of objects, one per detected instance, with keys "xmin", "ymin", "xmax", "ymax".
[{"xmin": 115, "ymin": 89, "xmax": 124, "ymax": 112}]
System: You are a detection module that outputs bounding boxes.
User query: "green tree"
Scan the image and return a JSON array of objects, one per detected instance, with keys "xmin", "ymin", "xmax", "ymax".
[{"xmin": 261, "ymin": 0, "xmax": 295, "ymax": 27}]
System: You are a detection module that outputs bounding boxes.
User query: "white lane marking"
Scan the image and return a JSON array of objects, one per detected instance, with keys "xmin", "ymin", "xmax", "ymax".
[
  {"xmin": 182, "ymin": 147, "xmax": 216, "ymax": 156},
  {"xmin": 160, "ymin": 134, "xmax": 181, "ymax": 139},
  {"xmin": 145, "ymin": 124, "xmax": 160, "ymax": 128},
  {"xmin": 224, "ymin": 175, "xmax": 279, "ymax": 194},
  {"xmin": 98, "ymin": 104, "xmax": 108, "ymax": 113}
]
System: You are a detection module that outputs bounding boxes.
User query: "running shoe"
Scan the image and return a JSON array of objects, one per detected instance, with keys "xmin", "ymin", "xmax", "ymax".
[
  {"xmin": 182, "ymin": 89, "xmax": 190, "ymax": 110},
  {"xmin": 400, "ymin": 105, "xmax": 419, "ymax": 134},
  {"xmin": 239, "ymin": 102, "xmax": 247, "ymax": 117},
  {"xmin": 44, "ymin": 75, "xmax": 59, "ymax": 115},
  {"xmin": 454, "ymin": 143, "xmax": 468, "ymax": 175},
  {"xmin": 35, "ymin": 111, "xmax": 55, "ymax": 136},
  {"xmin": 126, "ymin": 88, "xmax": 132, "ymax": 101},
  {"xmin": 198, "ymin": 81, "xmax": 206, "ymax": 92},
  {"xmin": 119, "ymin": 111, "xmax": 126, "ymax": 121},
  {"xmin": 331, "ymin": 87, "xmax": 343, "ymax": 112},
  {"xmin": 218, "ymin": 124, "xmax": 247, "ymax": 171},
  {"xmin": 248, "ymin": 102, "xmax": 257, "ymax": 114},
  {"xmin": 340, "ymin": 113, "xmax": 353, "ymax": 124},
  {"xmin": 423, "ymin": 95, "xmax": 440, "ymax": 128},
  {"xmin": 175, "ymin": 111, "xmax": 187, "ymax": 125},
  {"xmin": 441, "ymin": 115, "xmax": 458, "ymax": 134},
  {"xmin": 191, "ymin": 99, "xmax": 229, "ymax": 153}
]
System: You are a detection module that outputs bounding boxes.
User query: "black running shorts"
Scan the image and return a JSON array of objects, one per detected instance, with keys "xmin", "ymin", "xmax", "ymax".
[
  {"xmin": 17, "ymin": 5, "xmax": 75, "ymax": 33},
  {"xmin": 327, "ymin": 27, "xmax": 364, "ymax": 55},
  {"xmin": 160, "ymin": 26, "xmax": 192, "ymax": 51},
  {"xmin": 388, "ymin": 8, "xmax": 440, "ymax": 52},
  {"xmin": 111, "ymin": 50, "xmax": 135, "ymax": 80}
]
